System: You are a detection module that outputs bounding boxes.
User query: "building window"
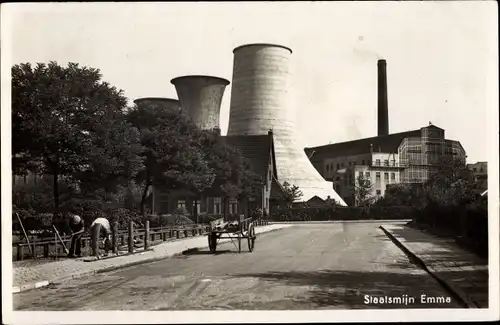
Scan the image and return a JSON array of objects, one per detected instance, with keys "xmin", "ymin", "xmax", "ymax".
[
  {"xmin": 376, "ymin": 190, "xmax": 381, "ymax": 195},
  {"xmin": 229, "ymin": 198, "xmax": 238, "ymax": 214},
  {"xmin": 376, "ymin": 172, "xmax": 381, "ymax": 180},
  {"xmin": 384, "ymin": 172, "xmax": 389, "ymax": 180},
  {"xmin": 365, "ymin": 172, "xmax": 370, "ymax": 178},
  {"xmin": 348, "ymin": 162, "xmax": 351, "ymax": 166},
  {"xmin": 336, "ymin": 163, "xmax": 340, "ymax": 170},
  {"xmin": 362, "ymin": 159, "xmax": 365, "ymax": 165},
  {"xmin": 391, "ymin": 172, "xmax": 396, "ymax": 180},
  {"xmin": 214, "ymin": 197, "xmax": 222, "ymax": 214},
  {"xmin": 326, "ymin": 164, "xmax": 330, "ymax": 172},
  {"xmin": 192, "ymin": 200, "xmax": 201, "ymax": 214},
  {"xmin": 341, "ymin": 162, "xmax": 344, "ymax": 168},
  {"xmin": 384, "ymin": 160, "xmax": 389, "ymax": 166},
  {"xmin": 353, "ymin": 161, "xmax": 356, "ymax": 166},
  {"xmin": 376, "ymin": 159, "xmax": 381, "ymax": 166},
  {"xmin": 392, "ymin": 160, "xmax": 396, "ymax": 166},
  {"xmin": 177, "ymin": 200, "xmax": 186, "ymax": 209}
]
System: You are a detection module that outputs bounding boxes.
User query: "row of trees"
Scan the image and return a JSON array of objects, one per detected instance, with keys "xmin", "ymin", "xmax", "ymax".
[{"xmin": 12, "ymin": 62, "xmax": 262, "ymax": 222}]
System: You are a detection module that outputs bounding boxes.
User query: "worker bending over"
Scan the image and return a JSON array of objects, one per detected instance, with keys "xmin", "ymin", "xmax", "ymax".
[{"xmin": 90, "ymin": 217, "xmax": 113, "ymax": 258}]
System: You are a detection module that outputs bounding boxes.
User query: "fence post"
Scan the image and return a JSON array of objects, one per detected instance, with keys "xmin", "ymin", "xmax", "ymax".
[
  {"xmin": 112, "ymin": 221, "xmax": 118, "ymax": 254},
  {"xmin": 184, "ymin": 229, "xmax": 188, "ymax": 238},
  {"xmin": 17, "ymin": 245, "xmax": 23, "ymax": 261},
  {"xmin": 176, "ymin": 230, "xmax": 180, "ymax": 239},
  {"xmin": 198, "ymin": 227, "xmax": 203, "ymax": 236},
  {"xmin": 128, "ymin": 221, "xmax": 134, "ymax": 253},
  {"xmin": 43, "ymin": 243, "xmax": 50, "ymax": 258},
  {"xmin": 144, "ymin": 221, "xmax": 150, "ymax": 250},
  {"xmin": 32, "ymin": 240, "xmax": 37, "ymax": 259}
]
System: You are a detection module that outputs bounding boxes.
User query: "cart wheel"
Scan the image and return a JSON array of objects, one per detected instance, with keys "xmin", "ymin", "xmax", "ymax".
[
  {"xmin": 208, "ymin": 232, "xmax": 217, "ymax": 254},
  {"xmin": 248, "ymin": 225, "xmax": 256, "ymax": 252}
]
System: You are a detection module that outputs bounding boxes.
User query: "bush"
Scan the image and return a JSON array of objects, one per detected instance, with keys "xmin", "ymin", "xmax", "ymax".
[
  {"xmin": 269, "ymin": 206, "xmax": 415, "ymax": 221},
  {"xmin": 197, "ymin": 214, "xmax": 222, "ymax": 224},
  {"xmin": 173, "ymin": 206, "xmax": 189, "ymax": 216},
  {"xmin": 108, "ymin": 208, "xmax": 143, "ymax": 229},
  {"xmin": 412, "ymin": 203, "xmax": 488, "ymax": 257}
]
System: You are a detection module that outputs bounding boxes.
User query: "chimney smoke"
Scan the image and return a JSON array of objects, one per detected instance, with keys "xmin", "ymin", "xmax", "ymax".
[{"xmin": 377, "ymin": 59, "xmax": 389, "ymax": 136}]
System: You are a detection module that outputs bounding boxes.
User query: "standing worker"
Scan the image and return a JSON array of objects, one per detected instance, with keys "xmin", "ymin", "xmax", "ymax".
[
  {"xmin": 90, "ymin": 217, "xmax": 113, "ymax": 259},
  {"xmin": 68, "ymin": 214, "xmax": 85, "ymax": 258}
]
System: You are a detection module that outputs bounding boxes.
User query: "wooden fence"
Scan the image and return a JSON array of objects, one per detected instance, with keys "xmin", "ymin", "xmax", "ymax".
[{"xmin": 13, "ymin": 218, "xmax": 270, "ymax": 261}]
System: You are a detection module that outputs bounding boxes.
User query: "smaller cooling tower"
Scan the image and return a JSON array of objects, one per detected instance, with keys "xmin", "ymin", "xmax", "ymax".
[
  {"xmin": 133, "ymin": 97, "xmax": 181, "ymax": 112},
  {"xmin": 170, "ymin": 75, "xmax": 230, "ymax": 130}
]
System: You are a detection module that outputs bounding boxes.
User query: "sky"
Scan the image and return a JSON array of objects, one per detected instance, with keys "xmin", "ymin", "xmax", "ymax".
[{"xmin": 2, "ymin": 1, "xmax": 498, "ymax": 163}]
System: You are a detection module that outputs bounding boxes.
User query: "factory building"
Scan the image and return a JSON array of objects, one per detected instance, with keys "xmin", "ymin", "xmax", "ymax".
[
  {"xmin": 305, "ymin": 59, "xmax": 466, "ymax": 206},
  {"xmin": 467, "ymin": 161, "xmax": 488, "ymax": 193}
]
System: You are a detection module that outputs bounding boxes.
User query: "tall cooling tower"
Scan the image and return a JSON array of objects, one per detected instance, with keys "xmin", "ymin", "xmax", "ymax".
[
  {"xmin": 133, "ymin": 97, "xmax": 181, "ymax": 112},
  {"xmin": 227, "ymin": 43, "xmax": 346, "ymax": 205},
  {"xmin": 171, "ymin": 75, "xmax": 230, "ymax": 130}
]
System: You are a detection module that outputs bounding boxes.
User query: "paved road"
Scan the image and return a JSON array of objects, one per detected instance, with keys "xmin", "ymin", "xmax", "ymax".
[{"xmin": 14, "ymin": 223, "xmax": 462, "ymax": 310}]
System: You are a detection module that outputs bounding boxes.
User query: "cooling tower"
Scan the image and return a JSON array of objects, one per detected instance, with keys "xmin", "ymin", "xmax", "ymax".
[
  {"xmin": 227, "ymin": 43, "xmax": 346, "ymax": 205},
  {"xmin": 170, "ymin": 75, "xmax": 230, "ymax": 130},
  {"xmin": 377, "ymin": 59, "xmax": 389, "ymax": 136},
  {"xmin": 133, "ymin": 97, "xmax": 181, "ymax": 112}
]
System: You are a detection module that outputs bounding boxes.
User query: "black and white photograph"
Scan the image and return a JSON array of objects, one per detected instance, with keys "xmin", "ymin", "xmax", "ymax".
[{"xmin": 1, "ymin": 1, "xmax": 498, "ymax": 323}]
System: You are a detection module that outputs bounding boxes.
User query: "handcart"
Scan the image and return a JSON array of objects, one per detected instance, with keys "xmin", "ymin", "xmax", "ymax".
[{"xmin": 207, "ymin": 216, "xmax": 256, "ymax": 253}]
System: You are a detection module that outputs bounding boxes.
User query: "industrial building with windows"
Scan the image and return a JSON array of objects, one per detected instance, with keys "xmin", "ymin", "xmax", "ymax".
[
  {"xmin": 467, "ymin": 161, "xmax": 488, "ymax": 194},
  {"xmin": 305, "ymin": 59, "xmax": 466, "ymax": 206}
]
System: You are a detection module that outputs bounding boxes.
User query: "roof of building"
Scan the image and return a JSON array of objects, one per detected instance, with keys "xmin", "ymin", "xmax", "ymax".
[
  {"xmin": 221, "ymin": 133, "xmax": 278, "ymax": 180},
  {"xmin": 270, "ymin": 177, "xmax": 286, "ymax": 200},
  {"xmin": 305, "ymin": 129, "xmax": 422, "ymax": 159}
]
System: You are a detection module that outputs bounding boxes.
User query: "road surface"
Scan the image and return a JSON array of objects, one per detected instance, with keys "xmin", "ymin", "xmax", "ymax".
[{"xmin": 14, "ymin": 222, "xmax": 462, "ymax": 310}]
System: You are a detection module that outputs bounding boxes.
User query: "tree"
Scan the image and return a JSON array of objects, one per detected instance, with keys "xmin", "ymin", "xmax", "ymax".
[
  {"xmin": 424, "ymin": 156, "xmax": 475, "ymax": 207},
  {"xmin": 354, "ymin": 174, "xmax": 374, "ymax": 207},
  {"xmin": 281, "ymin": 181, "xmax": 303, "ymax": 208},
  {"xmin": 375, "ymin": 183, "xmax": 426, "ymax": 207},
  {"xmin": 127, "ymin": 104, "xmax": 215, "ymax": 215},
  {"xmin": 76, "ymin": 119, "xmax": 144, "ymax": 200},
  {"xmin": 12, "ymin": 61, "xmax": 135, "ymax": 218}
]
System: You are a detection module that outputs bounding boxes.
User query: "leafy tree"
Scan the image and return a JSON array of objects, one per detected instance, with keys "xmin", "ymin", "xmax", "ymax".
[
  {"xmin": 281, "ymin": 181, "xmax": 303, "ymax": 208},
  {"xmin": 127, "ymin": 104, "xmax": 215, "ymax": 215},
  {"xmin": 375, "ymin": 183, "xmax": 426, "ymax": 207},
  {"xmin": 12, "ymin": 61, "xmax": 135, "ymax": 217},
  {"xmin": 424, "ymin": 156, "xmax": 475, "ymax": 207},
  {"xmin": 75, "ymin": 119, "xmax": 144, "ymax": 200},
  {"xmin": 354, "ymin": 173, "xmax": 374, "ymax": 207}
]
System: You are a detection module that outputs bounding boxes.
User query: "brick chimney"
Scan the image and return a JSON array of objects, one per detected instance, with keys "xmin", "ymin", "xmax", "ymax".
[{"xmin": 377, "ymin": 59, "xmax": 389, "ymax": 136}]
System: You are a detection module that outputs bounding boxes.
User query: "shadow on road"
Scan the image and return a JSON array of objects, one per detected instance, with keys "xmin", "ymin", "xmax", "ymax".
[
  {"xmin": 234, "ymin": 269, "xmax": 468, "ymax": 309},
  {"xmin": 181, "ymin": 249, "xmax": 244, "ymax": 256},
  {"xmin": 385, "ymin": 225, "xmax": 488, "ymax": 267}
]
